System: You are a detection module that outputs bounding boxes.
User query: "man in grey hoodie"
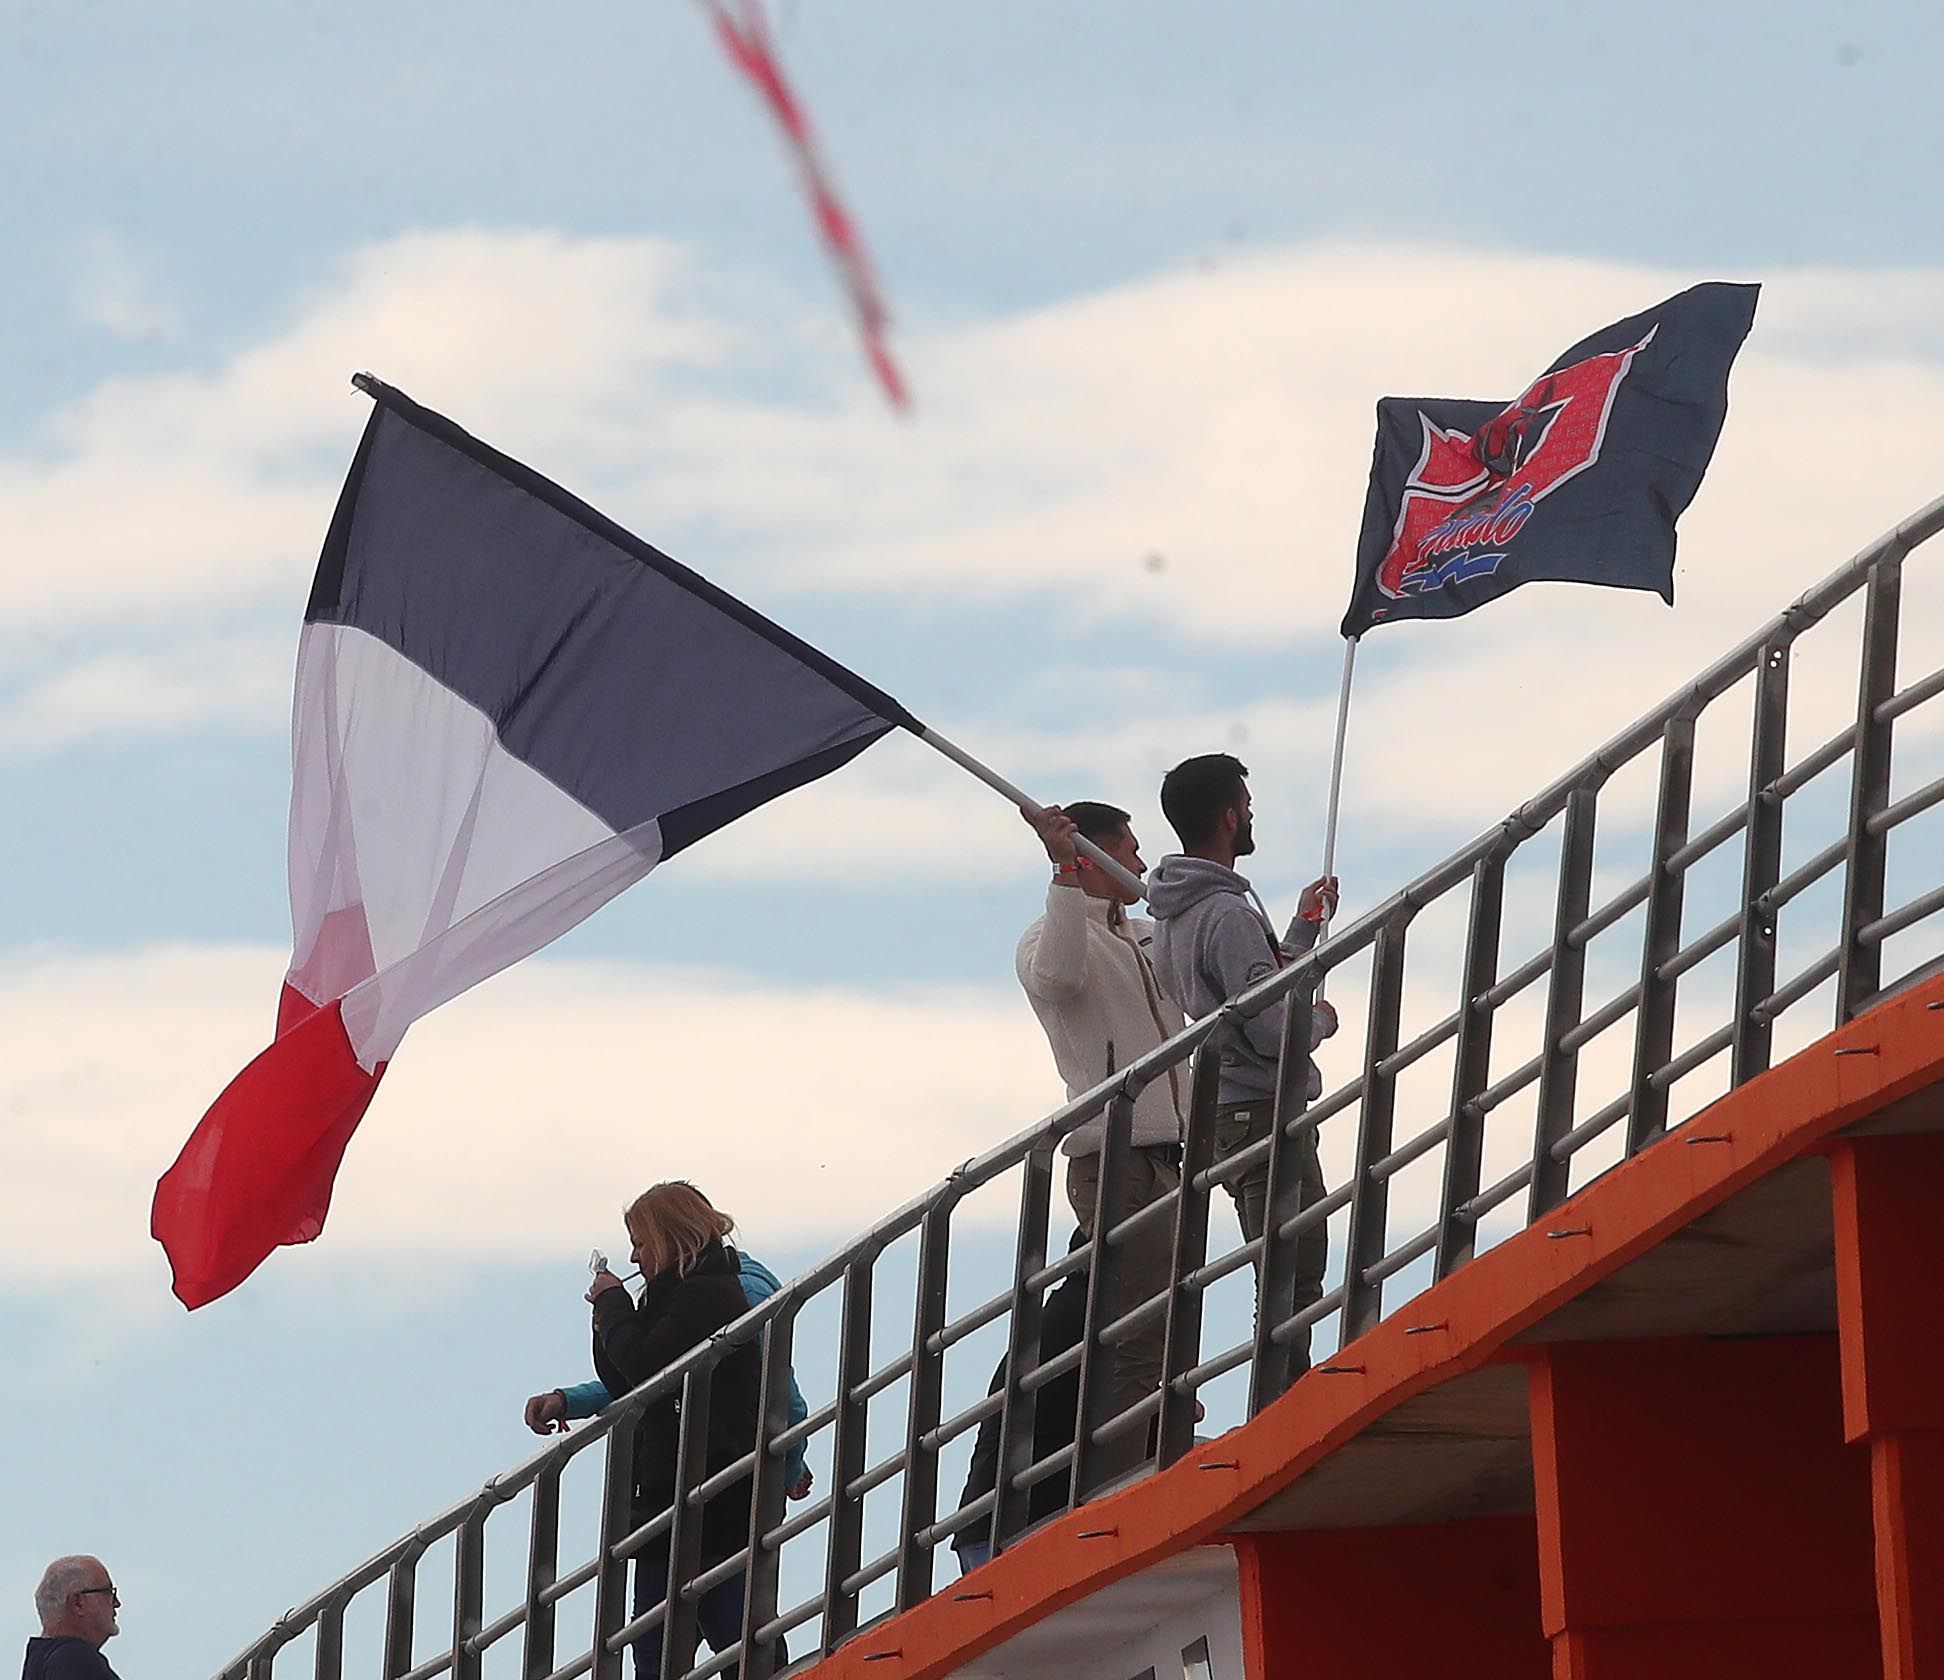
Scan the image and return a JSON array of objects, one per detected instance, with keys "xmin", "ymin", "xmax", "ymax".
[{"xmin": 1146, "ymin": 754, "xmax": 1339, "ymax": 1338}]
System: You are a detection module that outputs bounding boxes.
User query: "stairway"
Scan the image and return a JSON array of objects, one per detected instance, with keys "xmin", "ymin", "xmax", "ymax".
[{"xmin": 216, "ymin": 495, "xmax": 1944, "ymax": 1680}]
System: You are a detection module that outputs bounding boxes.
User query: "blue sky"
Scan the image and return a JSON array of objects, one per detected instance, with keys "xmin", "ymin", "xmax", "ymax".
[{"xmin": 7, "ymin": 3, "xmax": 1944, "ymax": 1675}]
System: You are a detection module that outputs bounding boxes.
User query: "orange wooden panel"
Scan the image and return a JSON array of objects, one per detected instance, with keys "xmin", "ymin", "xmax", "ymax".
[
  {"xmin": 1530, "ymin": 1336, "xmax": 1874, "ymax": 1634},
  {"xmin": 1232, "ymin": 1517, "xmax": 1548, "ymax": 1680},
  {"xmin": 1872, "ymin": 1431, "xmax": 1944, "ymax": 1680},
  {"xmin": 1831, "ymin": 1133, "xmax": 1944, "ymax": 1441},
  {"xmin": 1550, "ymin": 1615, "xmax": 1879, "ymax": 1680}
]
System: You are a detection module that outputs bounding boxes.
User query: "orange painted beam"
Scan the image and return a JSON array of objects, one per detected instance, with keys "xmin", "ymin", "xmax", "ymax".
[
  {"xmin": 796, "ymin": 975, "xmax": 1944, "ymax": 1680},
  {"xmin": 1529, "ymin": 1336, "xmax": 1876, "ymax": 1677},
  {"xmin": 1232, "ymin": 1518, "xmax": 1547, "ymax": 1680},
  {"xmin": 1871, "ymin": 1432, "xmax": 1944, "ymax": 1680},
  {"xmin": 1831, "ymin": 1133, "xmax": 1944, "ymax": 1678}
]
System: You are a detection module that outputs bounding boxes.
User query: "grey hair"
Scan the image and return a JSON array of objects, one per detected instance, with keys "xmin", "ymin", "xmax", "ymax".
[{"xmin": 35, "ymin": 1557, "xmax": 100, "ymax": 1626}]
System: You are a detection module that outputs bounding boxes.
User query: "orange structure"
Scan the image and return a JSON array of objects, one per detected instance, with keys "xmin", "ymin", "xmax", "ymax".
[{"xmin": 795, "ymin": 973, "xmax": 1944, "ymax": 1680}]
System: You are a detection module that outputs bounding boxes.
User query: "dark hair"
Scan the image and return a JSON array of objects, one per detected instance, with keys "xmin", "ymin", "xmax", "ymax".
[
  {"xmin": 1160, "ymin": 754, "xmax": 1249, "ymax": 847},
  {"xmin": 1061, "ymin": 800, "xmax": 1131, "ymax": 845}
]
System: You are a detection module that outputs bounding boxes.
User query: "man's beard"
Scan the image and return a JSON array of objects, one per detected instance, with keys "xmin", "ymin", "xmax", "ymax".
[{"xmin": 1234, "ymin": 816, "xmax": 1255, "ymax": 857}]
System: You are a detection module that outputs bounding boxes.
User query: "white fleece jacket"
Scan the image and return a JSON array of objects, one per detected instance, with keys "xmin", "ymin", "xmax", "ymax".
[{"xmin": 1016, "ymin": 883, "xmax": 1188, "ymax": 1156}]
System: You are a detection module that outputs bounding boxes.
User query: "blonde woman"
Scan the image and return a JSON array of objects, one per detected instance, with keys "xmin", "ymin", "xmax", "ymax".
[{"xmin": 562, "ymin": 1184, "xmax": 781, "ymax": 1678}]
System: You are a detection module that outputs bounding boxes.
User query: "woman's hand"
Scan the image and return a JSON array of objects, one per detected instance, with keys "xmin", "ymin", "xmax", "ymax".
[
  {"xmin": 524, "ymin": 1391, "xmax": 568, "ymax": 1435},
  {"xmin": 586, "ymin": 1268, "xmax": 627, "ymax": 1305}
]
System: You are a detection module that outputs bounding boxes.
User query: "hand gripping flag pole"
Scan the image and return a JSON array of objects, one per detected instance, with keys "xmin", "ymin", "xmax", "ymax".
[
  {"xmin": 153, "ymin": 374, "xmax": 1132, "ymax": 1307},
  {"xmin": 917, "ymin": 728, "xmax": 1148, "ymax": 902}
]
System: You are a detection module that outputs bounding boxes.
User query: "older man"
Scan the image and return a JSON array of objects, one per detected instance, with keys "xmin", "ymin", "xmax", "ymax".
[{"xmin": 24, "ymin": 1558, "xmax": 123, "ymax": 1680}]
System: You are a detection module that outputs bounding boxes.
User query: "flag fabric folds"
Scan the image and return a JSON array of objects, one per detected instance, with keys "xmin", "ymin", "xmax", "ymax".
[
  {"xmin": 153, "ymin": 377, "xmax": 918, "ymax": 1308},
  {"xmin": 1340, "ymin": 282, "xmax": 1758, "ymax": 638}
]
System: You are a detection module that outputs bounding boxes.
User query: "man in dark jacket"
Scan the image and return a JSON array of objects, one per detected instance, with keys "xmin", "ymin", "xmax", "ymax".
[
  {"xmin": 589, "ymin": 1241, "xmax": 771, "ymax": 1679},
  {"xmin": 23, "ymin": 1558, "xmax": 123, "ymax": 1680}
]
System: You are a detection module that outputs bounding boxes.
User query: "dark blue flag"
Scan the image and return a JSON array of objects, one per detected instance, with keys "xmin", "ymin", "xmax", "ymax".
[{"xmin": 1339, "ymin": 282, "xmax": 1758, "ymax": 638}]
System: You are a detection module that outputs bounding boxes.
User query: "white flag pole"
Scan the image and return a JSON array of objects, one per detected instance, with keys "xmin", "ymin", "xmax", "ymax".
[
  {"xmin": 916, "ymin": 726, "xmax": 1150, "ymax": 903},
  {"xmin": 1311, "ymin": 636, "xmax": 1360, "ymax": 998},
  {"xmin": 1319, "ymin": 635, "xmax": 1359, "ymax": 885}
]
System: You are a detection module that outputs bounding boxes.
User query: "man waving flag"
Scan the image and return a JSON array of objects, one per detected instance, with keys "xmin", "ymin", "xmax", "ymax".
[
  {"xmin": 152, "ymin": 377, "xmax": 920, "ymax": 1308},
  {"xmin": 1340, "ymin": 281, "xmax": 1758, "ymax": 637}
]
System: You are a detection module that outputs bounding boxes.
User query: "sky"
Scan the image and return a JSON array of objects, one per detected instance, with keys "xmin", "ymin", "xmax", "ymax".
[{"xmin": 8, "ymin": 2, "xmax": 1944, "ymax": 1675}]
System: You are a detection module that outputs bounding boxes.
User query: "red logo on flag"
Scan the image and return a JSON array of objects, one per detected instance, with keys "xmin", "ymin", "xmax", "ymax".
[{"xmin": 1375, "ymin": 330, "xmax": 1655, "ymax": 600}]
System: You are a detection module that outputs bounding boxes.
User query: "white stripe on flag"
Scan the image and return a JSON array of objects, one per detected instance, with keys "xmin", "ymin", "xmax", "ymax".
[{"xmin": 288, "ymin": 623, "xmax": 664, "ymax": 1068}]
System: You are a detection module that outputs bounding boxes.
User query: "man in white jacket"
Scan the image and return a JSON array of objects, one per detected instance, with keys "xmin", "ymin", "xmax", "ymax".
[{"xmin": 1017, "ymin": 800, "xmax": 1186, "ymax": 1457}]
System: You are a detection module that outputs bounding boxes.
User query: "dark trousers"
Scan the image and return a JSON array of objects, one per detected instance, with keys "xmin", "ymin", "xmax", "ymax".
[
  {"xmin": 1065, "ymin": 1143, "xmax": 1181, "ymax": 1479},
  {"xmin": 630, "ymin": 1533, "xmax": 784, "ymax": 1680},
  {"xmin": 1213, "ymin": 1100, "xmax": 1328, "ymax": 1365}
]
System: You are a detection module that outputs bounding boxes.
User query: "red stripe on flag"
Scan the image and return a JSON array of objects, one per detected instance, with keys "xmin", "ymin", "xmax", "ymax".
[
  {"xmin": 702, "ymin": 0, "xmax": 910, "ymax": 412},
  {"xmin": 151, "ymin": 987, "xmax": 386, "ymax": 1309}
]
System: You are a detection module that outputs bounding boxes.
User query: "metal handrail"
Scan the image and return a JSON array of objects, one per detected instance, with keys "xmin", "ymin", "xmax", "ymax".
[{"xmin": 215, "ymin": 493, "xmax": 1944, "ymax": 1680}]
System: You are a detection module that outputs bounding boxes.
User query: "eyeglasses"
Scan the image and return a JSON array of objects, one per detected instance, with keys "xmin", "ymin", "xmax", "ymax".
[{"xmin": 74, "ymin": 1588, "xmax": 119, "ymax": 1606}]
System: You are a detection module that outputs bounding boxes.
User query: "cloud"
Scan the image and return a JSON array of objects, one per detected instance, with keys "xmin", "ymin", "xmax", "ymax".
[
  {"xmin": 0, "ymin": 632, "xmax": 290, "ymax": 755},
  {"xmin": 67, "ymin": 229, "xmax": 183, "ymax": 345},
  {"xmin": 12, "ymin": 231, "xmax": 1944, "ymax": 649},
  {"xmin": 3, "ymin": 230, "xmax": 731, "ymax": 637},
  {"xmin": 8, "ymin": 229, "xmax": 1944, "ymax": 896},
  {"xmin": 0, "ymin": 944, "xmax": 1059, "ymax": 1304}
]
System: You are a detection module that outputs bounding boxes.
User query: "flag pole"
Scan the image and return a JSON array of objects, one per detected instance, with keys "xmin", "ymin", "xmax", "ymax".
[
  {"xmin": 1312, "ymin": 635, "xmax": 1359, "ymax": 997},
  {"xmin": 1319, "ymin": 635, "xmax": 1358, "ymax": 885},
  {"xmin": 916, "ymin": 726, "xmax": 1150, "ymax": 903}
]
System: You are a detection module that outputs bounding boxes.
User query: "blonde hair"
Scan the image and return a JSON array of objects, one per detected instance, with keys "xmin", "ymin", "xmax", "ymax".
[{"xmin": 623, "ymin": 1182, "xmax": 735, "ymax": 1278}]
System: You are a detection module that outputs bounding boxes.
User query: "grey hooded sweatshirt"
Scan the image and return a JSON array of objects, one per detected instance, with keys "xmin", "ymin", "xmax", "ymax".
[{"xmin": 1145, "ymin": 855, "xmax": 1337, "ymax": 1107}]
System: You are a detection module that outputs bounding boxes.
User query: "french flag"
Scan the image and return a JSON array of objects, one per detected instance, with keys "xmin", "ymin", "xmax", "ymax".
[{"xmin": 153, "ymin": 377, "xmax": 916, "ymax": 1308}]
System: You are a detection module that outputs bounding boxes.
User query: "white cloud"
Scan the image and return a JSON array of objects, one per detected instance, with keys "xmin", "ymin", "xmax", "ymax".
[
  {"xmin": 0, "ymin": 633, "xmax": 290, "ymax": 754},
  {"xmin": 0, "ymin": 944, "xmax": 1058, "ymax": 1304},
  {"xmin": 7, "ymin": 229, "xmax": 1944, "ymax": 896},
  {"xmin": 12, "ymin": 231, "xmax": 1944, "ymax": 650},
  {"xmin": 68, "ymin": 229, "xmax": 183, "ymax": 345}
]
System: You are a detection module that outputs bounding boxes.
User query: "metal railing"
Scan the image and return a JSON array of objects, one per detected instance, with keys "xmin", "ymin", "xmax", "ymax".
[{"xmin": 218, "ymin": 494, "xmax": 1944, "ymax": 1680}]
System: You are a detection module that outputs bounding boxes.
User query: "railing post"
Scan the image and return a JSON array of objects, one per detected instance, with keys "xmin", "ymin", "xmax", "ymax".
[
  {"xmin": 741, "ymin": 1302, "xmax": 800, "ymax": 1680},
  {"xmin": 1157, "ymin": 1033, "xmax": 1224, "ymax": 1467},
  {"xmin": 1628, "ymin": 712, "xmax": 1696, "ymax": 1150},
  {"xmin": 591, "ymin": 1409, "xmax": 639, "ymax": 1680},
  {"xmin": 1734, "ymin": 639, "xmax": 1791, "ymax": 1083},
  {"xmin": 1341, "ymin": 917, "xmax": 1410, "ymax": 1341},
  {"xmin": 382, "ymin": 1549, "xmax": 420, "ymax": 1680},
  {"xmin": 1529, "ymin": 787, "xmax": 1599, "ymax": 1218},
  {"xmin": 990, "ymin": 1139, "xmax": 1055, "ymax": 1554},
  {"xmin": 521, "ymin": 1466, "xmax": 562, "ymax": 1680},
  {"xmin": 1839, "ymin": 558, "xmax": 1902, "ymax": 1018},
  {"xmin": 896, "ymin": 1202, "xmax": 953, "ymax": 1612},
  {"xmin": 1072, "ymin": 1092, "xmax": 1138, "ymax": 1502},
  {"xmin": 313, "ymin": 1604, "xmax": 344, "ymax": 1680},
  {"xmin": 660, "ymin": 1365, "xmax": 714, "ymax": 1680},
  {"xmin": 1437, "ymin": 850, "xmax": 1506, "ymax": 1277},
  {"xmin": 1250, "ymin": 970, "xmax": 1317, "ymax": 1412},
  {"xmin": 820, "ymin": 1257, "xmax": 874, "ymax": 1655},
  {"xmin": 451, "ymin": 1504, "xmax": 487, "ymax": 1680}
]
